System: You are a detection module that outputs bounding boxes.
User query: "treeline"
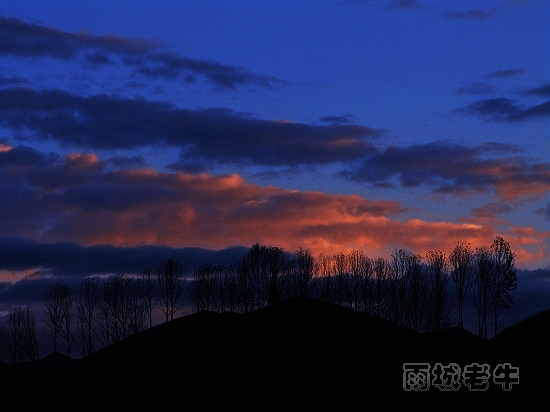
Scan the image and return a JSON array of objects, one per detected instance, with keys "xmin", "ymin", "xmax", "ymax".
[{"xmin": 0, "ymin": 236, "xmax": 517, "ymax": 362}]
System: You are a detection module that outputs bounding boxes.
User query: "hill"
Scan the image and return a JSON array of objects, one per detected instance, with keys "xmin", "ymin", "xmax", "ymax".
[{"xmin": 1, "ymin": 298, "xmax": 547, "ymax": 409}]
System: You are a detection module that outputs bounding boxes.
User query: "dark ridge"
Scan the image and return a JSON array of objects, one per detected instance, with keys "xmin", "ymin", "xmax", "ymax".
[{"xmin": 1, "ymin": 298, "xmax": 546, "ymax": 408}]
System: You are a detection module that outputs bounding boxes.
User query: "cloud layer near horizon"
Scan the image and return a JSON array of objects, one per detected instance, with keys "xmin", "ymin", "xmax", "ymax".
[{"xmin": 0, "ymin": 144, "xmax": 546, "ymax": 273}]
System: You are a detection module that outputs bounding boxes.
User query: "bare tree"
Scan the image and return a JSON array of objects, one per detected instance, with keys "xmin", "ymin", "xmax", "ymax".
[
  {"xmin": 347, "ymin": 250, "xmax": 366, "ymax": 310},
  {"xmin": 474, "ymin": 246, "xmax": 492, "ymax": 338},
  {"xmin": 403, "ymin": 250, "xmax": 423, "ymax": 331},
  {"xmin": 4, "ymin": 307, "xmax": 39, "ymax": 362},
  {"xmin": 294, "ymin": 247, "xmax": 314, "ymax": 299},
  {"xmin": 332, "ymin": 253, "xmax": 348, "ymax": 306},
  {"xmin": 425, "ymin": 250, "xmax": 451, "ymax": 332},
  {"xmin": 125, "ymin": 277, "xmax": 148, "ymax": 336},
  {"xmin": 219, "ymin": 263, "xmax": 238, "ymax": 312},
  {"xmin": 43, "ymin": 282, "xmax": 74, "ymax": 357},
  {"xmin": 190, "ymin": 264, "xmax": 217, "ymax": 312},
  {"xmin": 75, "ymin": 277, "xmax": 101, "ymax": 358},
  {"xmin": 490, "ymin": 236, "xmax": 517, "ymax": 337},
  {"xmin": 156, "ymin": 259, "xmax": 186, "ymax": 322},
  {"xmin": 236, "ymin": 257, "xmax": 253, "ymax": 313},
  {"xmin": 22, "ymin": 307, "xmax": 39, "ymax": 361},
  {"xmin": 316, "ymin": 256, "xmax": 333, "ymax": 302},
  {"xmin": 141, "ymin": 266, "xmax": 156, "ymax": 329},
  {"xmin": 266, "ymin": 246, "xmax": 287, "ymax": 305},
  {"xmin": 449, "ymin": 242, "xmax": 473, "ymax": 329},
  {"xmin": 388, "ymin": 249, "xmax": 412, "ymax": 326},
  {"xmin": 373, "ymin": 257, "xmax": 389, "ymax": 317},
  {"xmin": 103, "ymin": 276, "xmax": 127, "ymax": 342},
  {"xmin": 0, "ymin": 319, "xmax": 6, "ymax": 363},
  {"xmin": 247, "ymin": 244, "xmax": 270, "ymax": 309}
]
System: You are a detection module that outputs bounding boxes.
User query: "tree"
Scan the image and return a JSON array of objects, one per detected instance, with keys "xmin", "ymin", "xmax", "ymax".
[
  {"xmin": 22, "ymin": 307, "xmax": 39, "ymax": 362},
  {"xmin": 490, "ymin": 236, "xmax": 517, "ymax": 337},
  {"xmin": 156, "ymin": 259, "xmax": 186, "ymax": 322},
  {"xmin": 449, "ymin": 242, "xmax": 473, "ymax": 329},
  {"xmin": 4, "ymin": 307, "xmax": 39, "ymax": 362},
  {"xmin": 389, "ymin": 249, "xmax": 419, "ymax": 327},
  {"xmin": 332, "ymin": 253, "xmax": 349, "ymax": 306},
  {"xmin": 425, "ymin": 250, "xmax": 451, "ymax": 332},
  {"xmin": 347, "ymin": 250, "xmax": 367, "ymax": 311},
  {"xmin": 141, "ymin": 266, "xmax": 156, "ymax": 329},
  {"xmin": 102, "ymin": 276, "xmax": 126, "ymax": 342},
  {"xmin": 190, "ymin": 264, "xmax": 217, "ymax": 312},
  {"xmin": 294, "ymin": 247, "xmax": 314, "ymax": 299},
  {"xmin": 75, "ymin": 277, "xmax": 100, "ymax": 358},
  {"xmin": 315, "ymin": 256, "xmax": 333, "ymax": 302},
  {"xmin": 43, "ymin": 282, "xmax": 74, "ymax": 357},
  {"xmin": 125, "ymin": 276, "xmax": 147, "ymax": 336},
  {"xmin": 266, "ymin": 246, "xmax": 286, "ymax": 305},
  {"xmin": 218, "ymin": 264, "xmax": 238, "ymax": 312},
  {"xmin": 372, "ymin": 257, "xmax": 389, "ymax": 318},
  {"xmin": 236, "ymin": 257, "xmax": 253, "ymax": 313},
  {"xmin": 474, "ymin": 246, "xmax": 492, "ymax": 338}
]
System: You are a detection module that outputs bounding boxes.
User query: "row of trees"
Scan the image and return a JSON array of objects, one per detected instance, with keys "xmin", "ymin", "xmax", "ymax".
[
  {"xmin": 189, "ymin": 238, "xmax": 516, "ymax": 339},
  {"xmin": 0, "ymin": 236, "xmax": 517, "ymax": 362},
  {"xmin": 0, "ymin": 259, "xmax": 187, "ymax": 362}
]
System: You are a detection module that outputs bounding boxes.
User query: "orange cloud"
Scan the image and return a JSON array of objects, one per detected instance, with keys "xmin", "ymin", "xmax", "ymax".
[{"xmin": 24, "ymin": 168, "xmax": 544, "ymax": 269}]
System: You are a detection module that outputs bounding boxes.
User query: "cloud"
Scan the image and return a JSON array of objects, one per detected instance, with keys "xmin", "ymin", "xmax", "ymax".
[
  {"xmin": 384, "ymin": 0, "xmax": 425, "ymax": 11},
  {"xmin": 319, "ymin": 114, "xmax": 356, "ymax": 124},
  {"xmin": 106, "ymin": 155, "xmax": 146, "ymax": 170},
  {"xmin": 0, "ymin": 16, "xmax": 287, "ymax": 90},
  {"xmin": 338, "ymin": 141, "xmax": 549, "ymax": 201},
  {"xmin": 0, "ymin": 15, "xmax": 155, "ymax": 59},
  {"xmin": 455, "ymin": 82, "xmax": 496, "ymax": 96},
  {"xmin": 441, "ymin": 8, "xmax": 497, "ymax": 19},
  {"xmin": 0, "ymin": 237, "xmax": 249, "ymax": 280},
  {"xmin": 459, "ymin": 97, "xmax": 550, "ymax": 121},
  {"xmin": 524, "ymin": 83, "xmax": 550, "ymax": 97},
  {"xmin": 0, "ymin": 146, "xmax": 546, "ymax": 269},
  {"xmin": 472, "ymin": 202, "xmax": 514, "ymax": 219},
  {"xmin": 483, "ymin": 68, "xmax": 525, "ymax": 79},
  {"xmin": 0, "ymin": 74, "xmax": 27, "ymax": 86},
  {"xmin": 0, "ymin": 87, "xmax": 384, "ymax": 166},
  {"xmin": 535, "ymin": 203, "xmax": 550, "ymax": 221},
  {"xmin": 128, "ymin": 52, "xmax": 288, "ymax": 90}
]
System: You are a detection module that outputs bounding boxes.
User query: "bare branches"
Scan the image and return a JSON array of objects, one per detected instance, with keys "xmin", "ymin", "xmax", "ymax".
[{"xmin": 156, "ymin": 259, "xmax": 186, "ymax": 322}]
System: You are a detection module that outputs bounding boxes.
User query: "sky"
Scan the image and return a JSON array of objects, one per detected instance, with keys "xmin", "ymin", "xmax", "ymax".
[{"xmin": 0, "ymin": 0, "xmax": 548, "ymax": 324}]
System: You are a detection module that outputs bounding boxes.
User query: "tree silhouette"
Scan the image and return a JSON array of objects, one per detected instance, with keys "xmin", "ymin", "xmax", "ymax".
[
  {"xmin": 266, "ymin": 246, "xmax": 286, "ymax": 305},
  {"xmin": 449, "ymin": 242, "xmax": 473, "ymax": 329},
  {"xmin": 425, "ymin": 250, "xmax": 451, "ymax": 332},
  {"xmin": 141, "ymin": 266, "xmax": 156, "ymax": 328},
  {"xmin": 347, "ymin": 250, "xmax": 367, "ymax": 311},
  {"xmin": 190, "ymin": 264, "xmax": 217, "ymax": 312},
  {"xmin": 3, "ymin": 307, "xmax": 39, "ymax": 362},
  {"xmin": 332, "ymin": 253, "xmax": 348, "ymax": 306},
  {"xmin": 156, "ymin": 259, "xmax": 186, "ymax": 322},
  {"xmin": 373, "ymin": 257, "xmax": 389, "ymax": 317},
  {"xmin": 474, "ymin": 246, "xmax": 492, "ymax": 338},
  {"xmin": 490, "ymin": 236, "xmax": 517, "ymax": 336},
  {"xmin": 388, "ymin": 249, "xmax": 412, "ymax": 327},
  {"xmin": 75, "ymin": 277, "xmax": 100, "ymax": 358},
  {"xmin": 294, "ymin": 247, "xmax": 314, "ymax": 299},
  {"xmin": 236, "ymin": 257, "xmax": 253, "ymax": 313},
  {"xmin": 42, "ymin": 282, "xmax": 74, "ymax": 357}
]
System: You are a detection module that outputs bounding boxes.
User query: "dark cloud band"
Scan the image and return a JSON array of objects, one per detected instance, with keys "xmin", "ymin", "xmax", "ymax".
[{"xmin": 0, "ymin": 87, "xmax": 384, "ymax": 166}]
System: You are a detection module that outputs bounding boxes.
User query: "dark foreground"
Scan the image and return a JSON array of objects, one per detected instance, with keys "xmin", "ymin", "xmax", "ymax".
[{"xmin": 1, "ymin": 298, "xmax": 548, "ymax": 409}]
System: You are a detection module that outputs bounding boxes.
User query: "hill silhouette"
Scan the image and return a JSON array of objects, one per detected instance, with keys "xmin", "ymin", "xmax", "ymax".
[{"xmin": 1, "ymin": 298, "xmax": 547, "ymax": 409}]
